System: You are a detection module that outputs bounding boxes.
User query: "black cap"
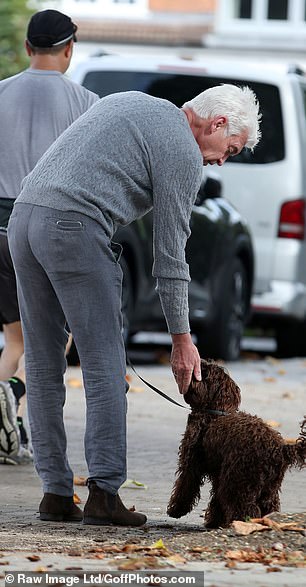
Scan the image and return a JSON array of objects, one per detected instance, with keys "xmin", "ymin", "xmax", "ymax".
[{"xmin": 27, "ymin": 9, "xmax": 78, "ymax": 48}]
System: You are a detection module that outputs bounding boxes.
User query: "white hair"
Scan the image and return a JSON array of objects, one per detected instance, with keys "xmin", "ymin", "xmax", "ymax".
[{"xmin": 183, "ymin": 84, "xmax": 261, "ymax": 150}]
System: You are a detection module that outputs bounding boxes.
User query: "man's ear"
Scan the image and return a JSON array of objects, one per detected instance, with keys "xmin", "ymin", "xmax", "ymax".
[
  {"xmin": 25, "ymin": 40, "xmax": 32, "ymax": 57},
  {"xmin": 211, "ymin": 115, "xmax": 227, "ymax": 133},
  {"xmin": 64, "ymin": 40, "xmax": 73, "ymax": 58}
]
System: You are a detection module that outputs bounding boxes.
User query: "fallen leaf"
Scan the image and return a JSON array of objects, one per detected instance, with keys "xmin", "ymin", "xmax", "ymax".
[
  {"xmin": 122, "ymin": 544, "xmax": 146, "ymax": 553},
  {"xmin": 282, "ymin": 392, "xmax": 294, "ymax": 399},
  {"xmin": 0, "ymin": 562, "xmax": 10, "ymax": 565},
  {"xmin": 232, "ymin": 521, "xmax": 270, "ymax": 535},
  {"xmin": 118, "ymin": 556, "xmax": 161, "ymax": 570},
  {"xmin": 266, "ymin": 567, "xmax": 282, "ymax": 573},
  {"xmin": 189, "ymin": 546, "xmax": 210, "ymax": 553},
  {"xmin": 125, "ymin": 374, "xmax": 132, "ymax": 383},
  {"xmin": 34, "ymin": 567, "xmax": 48, "ymax": 573},
  {"xmin": 264, "ymin": 377, "xmax": 277, "ymax": 383},
  {"xmin": 151, "ymin": 539, "xmax": 166, "ymax": 550},
  {"xmin": 265, "ymin": 420, "xmax": 281, "ymax": 428},
  {"xmin": 67, "ymin": 378, "xmax": 83, "ymax": 389},
  {"xmin": 100, "ymin": 545, "xmax": 122, "ymax": 554},
  {"xmin": 121, "ymin": 479, "xmax": 148, "ymax": 490},
  {"xmin": 251, "ymin": 517, "xmax": 281, "ymax": 530},
  {"xmin": 225, "ymin": 560, "xmax": 237, "ymax": 568},
  {"xmin": 74, "ymin": 476, "xmax": 87, "ymax": 486},
  {"xmin": 277, "ymin": 369, "xmax": 286, "ymax": 375},
  {"xmin": 167, "ymin": 554, "xmax": 186, "ymax": 564},
  {"xmin": 27, "ymin": 555, "xmax": 41, "ymax": 562},
  {"xmin": 279, "ymin": 523, "xmax": 305, "ymax": 533},
  {"xmin": 266, "ymin": 357, "xmax": 281, "ymax": 365},
  {"xmin": 68, "ymin": 550, "xmax": 83, "ymax": 557},
  {"xmin": 128, "ymin": 386, "xmax": 144, "ymax": 393},
  {"xmin": 73, "ymin": 492, "xmax": 82, "ymax": 504}
]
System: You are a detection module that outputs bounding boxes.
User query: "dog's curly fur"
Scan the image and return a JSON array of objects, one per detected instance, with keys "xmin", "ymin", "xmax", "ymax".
[{"xmin": 167, "ymin": 359, "xmax": 306, "ymax": 528}]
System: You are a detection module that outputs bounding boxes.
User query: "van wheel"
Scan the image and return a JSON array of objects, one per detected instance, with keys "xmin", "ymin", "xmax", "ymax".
[
  {"xmin": 196, "ymin": 258, "xmax": 248, "ymax": 361},
  {"xmin": 120, "ymin": 256, "xmax": 134, "ymax": 344},
  {"xmin": 276, "ymin": 320, "xmax": 306, "ymax": 358}
]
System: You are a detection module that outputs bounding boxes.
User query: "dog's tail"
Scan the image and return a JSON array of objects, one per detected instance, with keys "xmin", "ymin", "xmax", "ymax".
[{"xmin": 282, "ymin": 416, "xmax": 306, "ymax": 468}]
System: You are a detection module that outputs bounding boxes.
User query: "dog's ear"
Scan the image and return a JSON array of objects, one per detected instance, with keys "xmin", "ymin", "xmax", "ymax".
[{"xmin": 184, "ymin": 374, "xmax": 203, "ymax": 406}]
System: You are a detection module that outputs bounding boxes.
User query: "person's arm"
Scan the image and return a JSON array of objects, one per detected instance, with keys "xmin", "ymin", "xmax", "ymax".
[{"xmin": 150, "ymin": 125, "xmax": 203, "ymax": 393}]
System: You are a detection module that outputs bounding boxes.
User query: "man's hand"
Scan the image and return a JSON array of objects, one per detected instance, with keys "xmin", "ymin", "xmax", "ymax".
[{"xmin": 171, "ymin": 332, "xmax": 201, "ymax": 394}]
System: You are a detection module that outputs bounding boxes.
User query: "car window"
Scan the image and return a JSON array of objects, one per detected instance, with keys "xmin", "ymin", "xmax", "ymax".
[{"xmin": 83, "ymin": 70, "xmax": 284, "ymax": 164}]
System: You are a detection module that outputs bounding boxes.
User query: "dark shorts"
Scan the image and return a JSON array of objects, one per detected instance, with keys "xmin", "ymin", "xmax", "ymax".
[{"xmin": 0, "ymin": 229, "xmax": 20, "ymax": 324}]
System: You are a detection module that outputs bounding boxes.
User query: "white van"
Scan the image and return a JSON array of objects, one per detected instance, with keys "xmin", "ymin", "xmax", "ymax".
[{"xmin": 71, "ymin": 55, "xmax": 306, "ymax": 356}]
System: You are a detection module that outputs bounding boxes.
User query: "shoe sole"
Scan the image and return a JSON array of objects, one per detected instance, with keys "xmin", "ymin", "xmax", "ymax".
[
  {"xmin": 0, "ymin": 383, "xmax": 19, "ymax": 456},
  {"xmin": 40, "ymin": 513, "xmax": 83, "ymax": 522},
  {"xmin": 83, "ymin": 516, "xmax": 147, "ymax": 527}
]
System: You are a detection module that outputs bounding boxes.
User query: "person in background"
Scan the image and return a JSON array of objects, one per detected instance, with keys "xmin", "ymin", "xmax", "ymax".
[
  {"xmin": 0, "ymin": 9, "xmax": 98, "ymax": 466},
  {"xmin": 8, "ymin": 84, "xmax": 260, "ymax": 523}
]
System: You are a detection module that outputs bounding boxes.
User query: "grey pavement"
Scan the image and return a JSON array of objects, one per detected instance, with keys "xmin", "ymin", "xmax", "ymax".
[{"xmin": 1, "ymin": 356, "xmax": 306, "ymax": 586}]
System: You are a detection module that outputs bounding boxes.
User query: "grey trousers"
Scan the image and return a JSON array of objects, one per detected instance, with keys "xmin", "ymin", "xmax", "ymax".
[{"xmin": 8, "ymin": 203, "xmax": 127, "ymax": 496}]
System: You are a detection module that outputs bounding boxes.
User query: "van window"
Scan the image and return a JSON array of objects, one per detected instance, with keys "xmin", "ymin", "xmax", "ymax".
[{"xmin": 83, "ymin": 70, "xmax": 284, "ymax": 164}]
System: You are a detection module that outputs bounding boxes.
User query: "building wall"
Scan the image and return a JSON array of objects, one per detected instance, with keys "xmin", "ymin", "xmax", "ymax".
[
  {"xmin": 207, "ymin": 0, "xmax": 306, "ymax": 49},
  {"xmin": 149, "ymin": 0, "xmax": 216, "ymax": 12}
]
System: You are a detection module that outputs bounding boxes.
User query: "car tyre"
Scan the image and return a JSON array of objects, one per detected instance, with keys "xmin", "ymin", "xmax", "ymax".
[
  {"xmin": 196, "ymin": 258, "xmax": 248, "ymax": 361},
  {"xmin": 276, "ymin": 320, "xmax": 306, "ymax": 358}
]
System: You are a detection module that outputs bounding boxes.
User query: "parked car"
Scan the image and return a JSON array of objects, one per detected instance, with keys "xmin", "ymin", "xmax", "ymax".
[
  {"xmin": 70, "ymin": 56, "xmax": 255, "ymax": 360},
  {"xmin": 72, "ymin": 54, "xmax": 306, "ymax": 356}
]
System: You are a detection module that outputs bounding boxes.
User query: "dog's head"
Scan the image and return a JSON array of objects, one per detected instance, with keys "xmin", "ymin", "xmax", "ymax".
[{"xmin": 184, "ymin": 359, "xmax": 241, "ymax": 413}]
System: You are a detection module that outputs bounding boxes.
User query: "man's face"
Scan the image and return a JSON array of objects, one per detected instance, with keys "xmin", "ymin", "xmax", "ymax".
[{"xmin": 198, "ymin": 118, "xmax": 248, "ymax": 166}]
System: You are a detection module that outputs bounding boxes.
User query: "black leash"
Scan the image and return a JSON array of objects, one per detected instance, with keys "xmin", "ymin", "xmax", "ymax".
[{"xmin": 126, "ymin": 356, "xmax": 188, "ymax": 409}]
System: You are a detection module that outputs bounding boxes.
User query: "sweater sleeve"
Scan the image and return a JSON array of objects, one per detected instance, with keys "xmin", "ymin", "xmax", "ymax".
[{"xmin": 151, "ymin": 141, "xmax": 203, "ymax": 334}]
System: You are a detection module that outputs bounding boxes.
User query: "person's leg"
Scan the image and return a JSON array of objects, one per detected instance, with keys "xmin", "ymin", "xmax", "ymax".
[
  {"xmin": 9, "ymin": 204, "xmax": 145, "ymax": 524},
  {"xmin": 0, "ymin": 322, "xmax": 24, "ymax": 380},
  {"xmin": 8, "ymin": 204, "xmax": 74, "ymax": 495},
  {"xmin": 0, "ymin": 351, "xmax": 27, "ymax": 463},
  {"xmin": 25, "ymin": 210, "xmax": 128, "ymax": 495},
  {"xmin": 0, "ymin": 230, "xmax": 23, "ymax": 379}
]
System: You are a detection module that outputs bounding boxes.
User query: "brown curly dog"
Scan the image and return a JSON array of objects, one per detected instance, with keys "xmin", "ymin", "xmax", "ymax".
[{"xmin": 167, "ymin": 359, "xmax": 306, "ymax": 528}]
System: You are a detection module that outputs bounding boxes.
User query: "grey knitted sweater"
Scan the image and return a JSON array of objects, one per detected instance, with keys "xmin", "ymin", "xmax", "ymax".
[{"xmin": 17, "ymin": 91, "xmax": 203, "ymax": 333}]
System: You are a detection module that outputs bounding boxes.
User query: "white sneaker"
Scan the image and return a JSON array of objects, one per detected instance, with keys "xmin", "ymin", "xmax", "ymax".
[
  {"xmin": 0, "ymin": 381, "xmax": 20, "ymax": 456},
  {"xmin": 0, "ymin": 445, "xmax": 33, "ymax": 465}
]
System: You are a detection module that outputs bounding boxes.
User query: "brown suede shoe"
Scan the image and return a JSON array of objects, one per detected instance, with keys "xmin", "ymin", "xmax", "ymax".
[
  {"xmin": 39, "ymin": 493, "xmax": 83, "ymax": 522},
  {"xmin": 83, "ymin": 481, "xmax": 147, "ymax": 526}
]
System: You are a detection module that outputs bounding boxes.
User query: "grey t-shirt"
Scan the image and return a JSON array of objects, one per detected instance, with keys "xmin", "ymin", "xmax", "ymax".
[
  {"xmin": 17, "ymin": 91, "xmax": 203, "ymax": 333},
  {"xmin": 0, "ymin": 68, "xmax": 98, "ymax": 204}
]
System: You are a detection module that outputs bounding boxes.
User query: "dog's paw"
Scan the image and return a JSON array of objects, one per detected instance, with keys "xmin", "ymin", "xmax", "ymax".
[{"xmin": 167, "ymin": 504, "xmax": 184, "ymax": 518}]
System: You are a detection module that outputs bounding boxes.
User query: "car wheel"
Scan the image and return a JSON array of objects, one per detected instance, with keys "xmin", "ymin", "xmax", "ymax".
[
  {"xmin": 196, "ymin": 258, "xmax": 248, "ymax": 361},
  {"xmin": 120, "ymin": 256, "xmax": 134, "ymax": 344}
]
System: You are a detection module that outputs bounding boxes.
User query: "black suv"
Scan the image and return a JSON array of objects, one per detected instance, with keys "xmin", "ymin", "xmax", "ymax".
[{"xmin": 71, "ymin": 57, "xmax": 254, "ymax": 360}]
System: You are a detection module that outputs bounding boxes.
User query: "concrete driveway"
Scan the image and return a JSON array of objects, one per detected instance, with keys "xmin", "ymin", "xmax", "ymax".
[{"xmin": 1, "ymin": 355, "xmax": 306, "ymax": 586}]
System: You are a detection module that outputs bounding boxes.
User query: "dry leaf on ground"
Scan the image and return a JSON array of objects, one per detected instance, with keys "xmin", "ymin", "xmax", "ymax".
[
  {"xmin": 74, "ymin": 476, "xmax": 87, "ymax": 486},
  {"xmin": 67, "ymin": 378, "xmax": 83, "ymax": 389},
  {"xmin": 118, "ymin": 556, "xmax": 162, "ymax": 570},
  {"xmin": 232, "ymin": 521, "xmax": 271, "ymax": 535},
  {"xmin": 121, "ymin": 479, "xmax": 148, "ymax": 490},
  {"xmin": 73, "ymin": 493, "xmax": 81, "ymax": 504},
  {"xmin": 265, "ymin": 420, "xmax": 281, "ymax": 428}
]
